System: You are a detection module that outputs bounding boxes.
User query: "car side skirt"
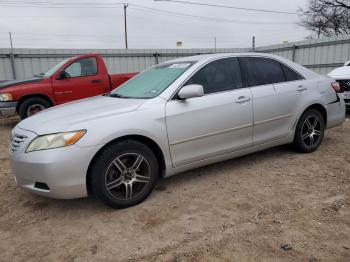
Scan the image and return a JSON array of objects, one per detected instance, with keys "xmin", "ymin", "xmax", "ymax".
[{"xmin": 165, "ymin": 132, "xmax": 294, "ymax": 177}]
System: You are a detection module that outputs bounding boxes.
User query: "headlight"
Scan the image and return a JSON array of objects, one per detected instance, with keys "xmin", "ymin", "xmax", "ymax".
[
  {"xmin": 26, "ymin": 130, "xmax": 86, "ymax": 153},
  {"xmin": 0, "ymin": 93, "xmax": 13, "ymax": 101}
]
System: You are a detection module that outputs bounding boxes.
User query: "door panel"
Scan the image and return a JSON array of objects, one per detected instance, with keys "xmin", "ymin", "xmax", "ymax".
[
  {"xmin": 52, "ymin": 57, "xmax": 109, "ymax": 104},
  {"xmin": 239, "ymin": 56, "xmax": 304, "ymax": 144},
  {"xmin": 52, "ymin": 76, "xmax": 109, "ymax": 104},
  {"xmin": 251, "ymin": 83, "xmax": 299, "ymax": 144},
  {"xmin": 166, "ymin": 89, "xmax": 253, "ymax": 167}
]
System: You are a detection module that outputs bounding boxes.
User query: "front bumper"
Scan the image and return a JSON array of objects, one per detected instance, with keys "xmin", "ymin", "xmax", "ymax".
[
  {"xmin": 9, "ymin": 127, "xmax": 101, "ymax": 199},
  {"xmin": 0, "ymin": 101, "xmax": 17, "ymax": 117},
  {"xmin": 340, "ymin": 94, "xmax": 350, "ymax": 106}
]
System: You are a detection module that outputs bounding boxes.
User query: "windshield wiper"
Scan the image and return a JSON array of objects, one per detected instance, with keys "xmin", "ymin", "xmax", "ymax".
[
  {"xmin": 108, "ymin": 93, "xmax": 130, "ymax": 98},
  {"xmin": 33, "ymin": 73, "xmax": 45, "ymax": 78},
  {"xmin": 107, "ymin": 93, "xmax": 150, "ymax": 99}
]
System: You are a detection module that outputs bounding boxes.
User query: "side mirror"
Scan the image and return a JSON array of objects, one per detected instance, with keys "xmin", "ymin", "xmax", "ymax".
[
  {"xmin": 57, "ymin": 71, "xmax": 70, "ymax": 80},
  {"xmin": 178, "ymin": 84, "xmax": 204, "ymax": 100}
]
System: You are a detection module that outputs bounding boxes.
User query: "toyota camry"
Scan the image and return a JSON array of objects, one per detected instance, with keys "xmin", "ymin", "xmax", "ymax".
[{"xmin": 10, "ymin": 53, "xmax": 345, "ymax": 208}]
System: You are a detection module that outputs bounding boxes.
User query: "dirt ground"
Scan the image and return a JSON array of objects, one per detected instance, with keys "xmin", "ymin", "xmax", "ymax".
[{"xmin": 0, "ymin": 114, "xmax": 350, "ymax": 262}]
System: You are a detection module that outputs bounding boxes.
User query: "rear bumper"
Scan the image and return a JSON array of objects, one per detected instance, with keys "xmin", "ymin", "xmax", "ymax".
[
  {"xmin": 326, "ymin": 98, "xmax": 346, "ymax": 129},
  {"xmin": 0, "ymin": 101, "xmax": 17, "ymax": 117}
]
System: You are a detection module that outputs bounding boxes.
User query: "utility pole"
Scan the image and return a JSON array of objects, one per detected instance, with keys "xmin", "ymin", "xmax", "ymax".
[
  {"xmin": 214, "ymin": 37, "xmax": 217, "ymax": 53},
  {"xmin": 9, "ymin": 32, "xmax": 16, "ymax": 79},
  {"xmin": 9, "ymin": 32, "xmax": 13, "ymax": 50},
  {"xmin": 124, "ymin": 3, "xmax": 128, "ymax": 49},
  {"xmin": 252, "ymin": 36, "xmax": 255, "ymax": 52}
]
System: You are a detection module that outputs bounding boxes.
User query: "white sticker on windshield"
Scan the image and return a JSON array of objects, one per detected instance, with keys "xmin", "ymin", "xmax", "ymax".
[
  {"xmin": 168, "ymin": 63, "xmax": 191, "ymax": 69},
  {"xmin": 150, "ymin": 89, "xmax": 159, "ymax": 94}
]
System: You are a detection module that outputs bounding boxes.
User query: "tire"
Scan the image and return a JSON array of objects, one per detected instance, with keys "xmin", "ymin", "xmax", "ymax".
[
  {"xmin": 90, "ymin": 140, "xmax": 159, "ymax": 208},
  {"xmin": 292, "ymin": 109, "xmax": 325, "ymax": 153},
  {"xmin": 18, "ymin": 97, "xmax": 51, "ymax": 119}
]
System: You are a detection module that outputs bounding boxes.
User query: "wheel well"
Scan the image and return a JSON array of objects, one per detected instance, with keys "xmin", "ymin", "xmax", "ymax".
[
  {"xmin": 86, "ymin": 135, "xmax": 166, "ymax": 195},
  {"xmin": 303, "ymin": 104, "xmax": 327, "ymax": 125},
  {"xmin": 16, "ymin": 94, "xmax": 53, "ymax": 113}
]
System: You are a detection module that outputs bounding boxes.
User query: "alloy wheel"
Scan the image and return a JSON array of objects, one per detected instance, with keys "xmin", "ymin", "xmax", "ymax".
[
  {"xmin": 104, "ymin": 153, "xmax": 151, "ymax": 200},
  {"xmin": 301, "ymin": 115, "xmax": 322, "ymax": 147}
]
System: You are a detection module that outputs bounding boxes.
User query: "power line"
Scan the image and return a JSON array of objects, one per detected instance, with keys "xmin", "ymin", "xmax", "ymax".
[
  {"xmin": 130, "ymin": 4, "xmax": 296, "ymax": 25},
  {"xmin": 0, "ymin": 5, "xmax": 297, "ymax": 25},
  {"xmin": 0, "ymin": 30, "xmax": 307, "ymax": 42},
  {"xmin": 0, "ymin": 0, "xmax": 298, "ymax": 15},
  {"xmin": 153, "ymin": 0, "xmax": 298, "ymax": 15},
  {"xmin": 0, "ymin": 1, "xmax": 298, "ymax": 24},
  {"xmin": 0, "ymin": 1, "xmax": 125, "ymax": 8}
]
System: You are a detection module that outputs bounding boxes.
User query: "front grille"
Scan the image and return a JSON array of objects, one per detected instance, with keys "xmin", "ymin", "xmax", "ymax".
[
  {"xmin": 337, "ymin": 80, "xmax": 350, "ymax": 92},
  {"xmin": 10, "ymin": 133, "xmax": 28, "ymax": 151}
]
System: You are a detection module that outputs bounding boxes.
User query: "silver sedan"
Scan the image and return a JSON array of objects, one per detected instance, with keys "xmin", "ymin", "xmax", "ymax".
[{"xmin": 10, "ymin": 53, "xmax": 345, "ymax": 208}]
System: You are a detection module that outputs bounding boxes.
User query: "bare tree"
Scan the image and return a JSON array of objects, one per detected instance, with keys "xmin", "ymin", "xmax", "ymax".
[{"xmin": 299, "ymin": 0, "xmax": 350, "ymax": 38}]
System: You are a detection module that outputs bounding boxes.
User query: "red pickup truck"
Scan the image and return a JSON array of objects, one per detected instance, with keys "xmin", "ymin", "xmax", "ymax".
[{"xmin": 0, "ymin": 53, "xmax": 137, "ymax": 119}]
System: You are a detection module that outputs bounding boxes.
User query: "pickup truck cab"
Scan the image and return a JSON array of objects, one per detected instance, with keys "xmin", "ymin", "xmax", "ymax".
[
  {"xmin": 0, "ymin": 53, "xmax": 137, "ymax": 119},
  {"xmin": 328, "ymin": 61, "xmax": 350, "ymax": 107}
]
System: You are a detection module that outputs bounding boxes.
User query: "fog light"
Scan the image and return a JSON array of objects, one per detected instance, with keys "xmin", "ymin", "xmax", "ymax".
[{"xmin": 34, "ymin": 182, "xmax": 50, "ymax": 190}]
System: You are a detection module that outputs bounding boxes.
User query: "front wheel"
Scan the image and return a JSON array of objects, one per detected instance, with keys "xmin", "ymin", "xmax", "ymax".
[
  {"xmin": 292, "ymin": 109, "xmax": 325, "ymax": 153},
  {"xmin": 90, "ymin": 140, "xmax": 159, "ymax": 208},
  {"xmin": 18, "ymin": 97, "xmax": 51, "ymax": 119}
]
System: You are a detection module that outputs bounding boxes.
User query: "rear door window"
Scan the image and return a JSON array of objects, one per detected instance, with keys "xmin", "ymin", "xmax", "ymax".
[
  {"xmin": 239, "ymin": 57, "xmax": 285, "ymax": 86},
  {"xmin": 281, "ymin": 64, "xmax": 303, "ymax": 81},
  {"xmin": 185, "ymin": 57, "xmax": 243, "ymax": 94}
]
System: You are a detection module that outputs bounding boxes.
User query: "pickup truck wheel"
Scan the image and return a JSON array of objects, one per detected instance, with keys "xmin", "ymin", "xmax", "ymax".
[
  {"xmin": 90, "ymin": 140, "xmax": 159, "ymax": 209},
  {"xmin": 292, "ymin": 109, "xmax": 325, "ymax": 153},
  {"xmin": 18, "ymin": 97, "xmax": 51, "ymax": 119}
]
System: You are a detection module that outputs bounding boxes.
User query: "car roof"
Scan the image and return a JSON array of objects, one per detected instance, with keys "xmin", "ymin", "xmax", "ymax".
[
  {"xmin": 168, "ymin": 52, "xmax": 282, "ymax": 63},
  {"xmin": 166, "ymin": 52, "xmax": 321, "ymax": 79}
]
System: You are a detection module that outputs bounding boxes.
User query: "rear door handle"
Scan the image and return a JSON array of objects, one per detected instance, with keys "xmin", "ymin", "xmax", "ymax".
[
  {"xmin": 235, "ymin": 96, "xmax": 251, "ymax": 104},
  {"xmin": 297, "ymin": 85, "xmax": 307, "ymax": 92},
  {"xmin": 91, "ymin": 79, "xmax": 103, "ymax": 84}
]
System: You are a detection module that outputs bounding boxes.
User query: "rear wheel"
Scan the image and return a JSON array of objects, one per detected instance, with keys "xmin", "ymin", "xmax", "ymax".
[
  {"xmin": 292, "ymin": 109, "xmax": 325, "ymax": 153},
  {"xmin": 18, "ymin": 97, "xmax": 51, "ymax": 119},
  {"xmin": 90, "ymin": 140, "xmax": 159, "ymax": 208}
]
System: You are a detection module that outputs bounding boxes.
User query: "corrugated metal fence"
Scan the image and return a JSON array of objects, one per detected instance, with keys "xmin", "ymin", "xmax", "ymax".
[
  {"xmin": 256, "ymin": 34, "xmax": 350, "ymax": 75},
  {"xmin": 1, "ymin": 35, "xmax": 350, "ymax": 80}
]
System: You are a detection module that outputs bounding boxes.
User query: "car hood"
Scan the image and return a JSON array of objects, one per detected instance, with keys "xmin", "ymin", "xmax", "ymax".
[
  {"xmin": 328, "ymin": 66, "xmax": 350, "ymax": 79},
  {"xmin": 18, "ymin": 95, "xmax": 147, "ymax": 135},
  {"xmin": 0, "ymin": 78, "xmax": 43, "ymax": 89}
]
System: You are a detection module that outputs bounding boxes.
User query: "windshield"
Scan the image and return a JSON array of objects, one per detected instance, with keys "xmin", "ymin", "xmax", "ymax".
[
  {"xmin": 110, "ymin": 61, "xmax": 195, "ymax": 99},
  {"xmin": 41, "ymin": 58, "xmax": 70, "ymax": 77}
]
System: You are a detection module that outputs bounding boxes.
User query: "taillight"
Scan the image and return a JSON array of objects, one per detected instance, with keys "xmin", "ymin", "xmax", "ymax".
[{"xmin": 331, "ymin": 82, "xmax": 341, "ymax": 92}]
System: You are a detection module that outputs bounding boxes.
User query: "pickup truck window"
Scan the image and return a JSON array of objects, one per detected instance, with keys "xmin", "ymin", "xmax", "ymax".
[
  {"xmin": 64, "ymin": 57, "xmax": 97, "ymax": 78},
  {"xmin": 43, "ymin": 58, "xmax": 70, "ymax": 77},
  {"xmin": 110, "ymin": 62, "xmax": 195, "ymax": 99}
]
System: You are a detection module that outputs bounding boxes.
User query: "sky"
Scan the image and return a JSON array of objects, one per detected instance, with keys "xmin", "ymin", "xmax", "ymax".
[{"xmin": 0, "ymin": 0, "xmax": 309, "ymax": 49}]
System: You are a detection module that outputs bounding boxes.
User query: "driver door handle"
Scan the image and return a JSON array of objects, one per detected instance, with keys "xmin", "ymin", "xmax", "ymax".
[
  {"xmin": 54, "ymin": 91, "xmax": 72, "ymax": 95},
  {"xmin": 235, "ymin": 96, "xmax": 251, "ymax": 104},
  {"xmin": 91, "ymin": 79, "xmax": 103, "ymax": 84}
]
